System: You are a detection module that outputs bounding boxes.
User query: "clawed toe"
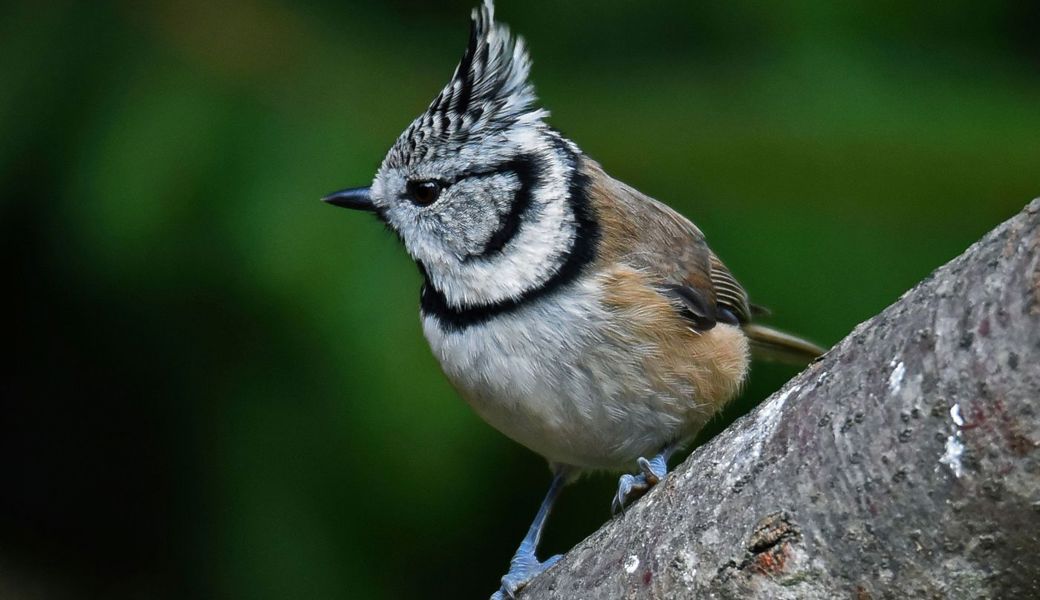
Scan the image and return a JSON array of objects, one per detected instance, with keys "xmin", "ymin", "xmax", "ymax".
[
  {"xmin": 611, "ymin": 473, "xmax": 649, "ymax": 514},
  {"xmin": 612, "ymin": 453, "xmax": 670, "ymax": 514},
  {"xmin": 637, "ymin": 457, "xmax": 661, "ymax": 484}
]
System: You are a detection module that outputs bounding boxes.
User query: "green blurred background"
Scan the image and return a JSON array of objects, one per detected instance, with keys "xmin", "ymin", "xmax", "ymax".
[{"xmin": 3, "ymin": 0, "xmax": 1038, "ymax": 598}]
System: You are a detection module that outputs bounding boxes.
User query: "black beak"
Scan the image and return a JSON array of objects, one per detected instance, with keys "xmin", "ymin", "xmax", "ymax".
[{"xmin": 321, "ymin": 186, "xmax": 375, "ymax": 212}]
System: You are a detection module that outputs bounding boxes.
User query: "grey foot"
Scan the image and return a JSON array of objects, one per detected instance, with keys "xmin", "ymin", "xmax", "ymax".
[
  {"xmin": 612, "ymin": 455, "xmax": 668, "ymax": 514},
  {"xmin": 490, "ymin": 550, "xmax": 562, "ymax": 600}
]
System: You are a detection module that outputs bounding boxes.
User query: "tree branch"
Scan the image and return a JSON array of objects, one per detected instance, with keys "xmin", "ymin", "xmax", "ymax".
[{"xmin": 523, "ymin": 199, "xmax": 1040, "ymax": 599}]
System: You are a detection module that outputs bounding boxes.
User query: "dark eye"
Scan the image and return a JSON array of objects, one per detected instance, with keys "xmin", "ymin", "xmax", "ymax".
[{"xmin": 407, "ymin": 180, "xmax": 442, "ymax": 206}]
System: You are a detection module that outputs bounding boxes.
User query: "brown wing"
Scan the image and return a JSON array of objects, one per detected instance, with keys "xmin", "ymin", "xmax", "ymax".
[
  {"xmin": 584, "ymin": 161, "xmax": 751, "ymax": 331},
  {"xmin": 586, "ymin": 161, "xmax": 823, "ymax": 363}
]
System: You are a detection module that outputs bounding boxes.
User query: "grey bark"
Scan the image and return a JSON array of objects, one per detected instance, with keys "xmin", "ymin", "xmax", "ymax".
[{"xmin": 523, "ymin": 199, "xmax": 1040, "ymax": 600}]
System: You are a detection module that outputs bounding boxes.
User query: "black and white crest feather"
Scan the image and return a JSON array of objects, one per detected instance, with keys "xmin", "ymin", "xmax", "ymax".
[{"xmin": 386, "ymin": 0, "xmax": 547, "ymax": 168}]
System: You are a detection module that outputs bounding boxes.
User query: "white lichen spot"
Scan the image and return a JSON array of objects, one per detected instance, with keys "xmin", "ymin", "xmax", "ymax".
[
  {"xmin": 624, "ymin": 554, "xmax": 640, "ymax": 574},
  {"xmin": 939, "ymin": 434, "xmax": 966, "ymax": 478},
  {"xmin": 938, "ymin": 402, "xmax": 967, "ymax": 477},
  {"xmin": 675, "ymin": 549, "xmax": 698, "ymax": 586},
  {"xmin": 720, "ymin": 384, "xmax": 801, "ymax": 491},
  {"xmin": 887, "ymin": 360, "xmax": 906, "ymax": 395},
  {"xmin": 747, "ymin": 384, "xmax": 800, "ymax": 460},
  {"xmin": 763, "ymin": 384, "xmax": 798, "ymax": 429}
]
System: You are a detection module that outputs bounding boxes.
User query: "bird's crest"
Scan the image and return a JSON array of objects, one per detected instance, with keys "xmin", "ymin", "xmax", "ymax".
[{"xmin": 386, "ymin": 0, "xmax": 546, "ymax": 167}]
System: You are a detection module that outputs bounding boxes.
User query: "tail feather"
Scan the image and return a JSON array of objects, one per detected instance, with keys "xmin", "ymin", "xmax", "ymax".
[{"xmin": 742, "ymin": 323, "xmax": 825, "ymax": 366}]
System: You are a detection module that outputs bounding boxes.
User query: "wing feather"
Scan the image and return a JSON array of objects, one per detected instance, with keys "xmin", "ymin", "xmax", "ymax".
[{"xmin": 585, "ymin": 162, "xmax": 751, "ymax": 330}]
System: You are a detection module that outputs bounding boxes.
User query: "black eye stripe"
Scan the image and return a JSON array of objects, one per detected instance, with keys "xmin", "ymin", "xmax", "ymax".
[
  {"xmin": 431, "ymin": 161, "xmax": 528, "ymax": 188},
  {"xmin": 402, "ymin": 161, "xmax": 527, "ymax": 204},
  {"xmin": 459, "ymin": 165, "xmax": 514, "ymax": 180},
  {"xmin": 471, "ymin": 154, "xmax": 543, "ymax": 258}
]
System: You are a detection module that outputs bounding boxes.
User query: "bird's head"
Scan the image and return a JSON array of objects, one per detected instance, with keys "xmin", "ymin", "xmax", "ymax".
[{"xmin": 325, "ymin": 0, "xmax": 595, "ymax": 313}]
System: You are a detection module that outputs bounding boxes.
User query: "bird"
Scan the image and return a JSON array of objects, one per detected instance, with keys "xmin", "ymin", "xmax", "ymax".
[{"xmin": 322, "ymin": 2, "xmax": 823, "ymax": 598}]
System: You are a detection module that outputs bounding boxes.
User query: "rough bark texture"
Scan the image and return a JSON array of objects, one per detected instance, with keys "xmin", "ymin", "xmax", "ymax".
[{"xmin": 523, "ymin": 199, "xmax": 1040, "ymax": 600}]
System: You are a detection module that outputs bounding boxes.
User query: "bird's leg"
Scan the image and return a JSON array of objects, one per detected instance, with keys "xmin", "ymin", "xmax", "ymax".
[
  {"xmin": 491, "ymin": 467, "xmax": 570, "ymax": 600},
  {"xmin": 612, "ymin": 444, "xmax": 678, "ymax": 514}
]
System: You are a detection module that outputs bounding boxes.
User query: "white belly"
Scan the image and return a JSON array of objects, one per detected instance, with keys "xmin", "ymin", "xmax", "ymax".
[{"xmin": 422, "ymin": 280, "xmax": 693, "ymax": 470}]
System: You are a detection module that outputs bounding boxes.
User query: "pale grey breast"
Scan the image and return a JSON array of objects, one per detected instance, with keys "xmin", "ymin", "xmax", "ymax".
[{"xmin": 422, "ymin": 276, "xmax": 695, "ymax": 470}]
